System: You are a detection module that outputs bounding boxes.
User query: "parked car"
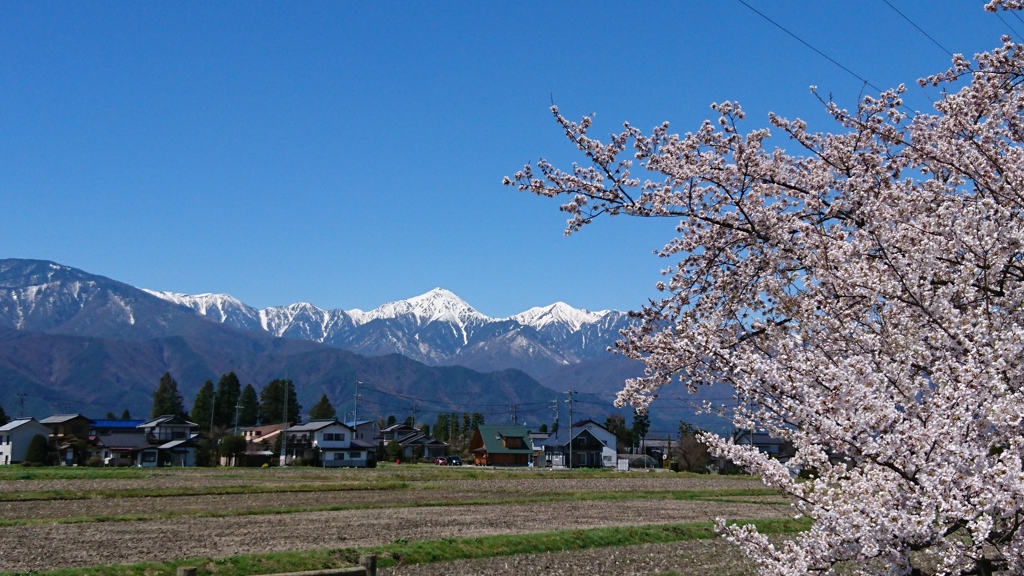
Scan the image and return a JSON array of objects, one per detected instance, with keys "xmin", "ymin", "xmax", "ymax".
[
  {"xmin": 434, "ymin": 456, "xmax": 447, "ymax": 465},
  {"xmin": 446, "ymin": 455, "xmax": 462, "ymax": 466}
]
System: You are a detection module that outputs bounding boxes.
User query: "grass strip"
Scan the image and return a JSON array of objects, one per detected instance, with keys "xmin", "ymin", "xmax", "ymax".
[
  {"xmin": 3, "ymin": 518, "xmax": 810, "ymax": 576},
  {"xmin": 0, "ymin": 488, "xmax": 786, "ymax": 527},
  {"xmin": 0, "ymin": 481, "xmax": 410, "ymax": 502}
]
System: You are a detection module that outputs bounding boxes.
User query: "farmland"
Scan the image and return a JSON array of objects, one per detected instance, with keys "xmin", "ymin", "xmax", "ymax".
[{"xmin": 0, "ymin": 465, "xmax": 797, "ymax": 575}]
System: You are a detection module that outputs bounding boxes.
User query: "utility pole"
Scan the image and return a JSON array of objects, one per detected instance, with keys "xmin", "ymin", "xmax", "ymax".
[
  {"xmin": 411, "ymin": 404, "xmax": 419, "ymax": 427},
  {"xmin": 509, "ymin": 403, "xmax": 518, "ymax": 425},
  {"xmin": 353, "ymin": 380, "xmax": 362, "ymax": 436},
  {"xmin": 233, "ymin": 402, "xmax": 241, "ymax": 436},
  {"xmin": 279, "ymin": 380, "xmax": 289, "ymax": 467},
  {"xmin": 565, "ymin": 389, "xmax": 574, "ymax": 469},
  {"xmin": 16, "ymin": 392, "xmax": 26, "ymax": 418}
]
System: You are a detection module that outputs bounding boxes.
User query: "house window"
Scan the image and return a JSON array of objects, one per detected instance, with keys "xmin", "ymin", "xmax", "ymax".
[
  {"xmin": 142, "ymin": 452, "xmax": 157, "ymax": 463},
  {"xmin": 172, "ymin": 430, "xmax": 186, "ymax": 439},
  {"xmin": 503, "ymin": 437, "xmax": 524, "ymax": 449},
  {"xmin": 333, "ymin": 452, "xmax": 345, "ymax": 460},
  {"xmin": 349, "ymin": 452, "xmax": 360, "ymax": 459}
]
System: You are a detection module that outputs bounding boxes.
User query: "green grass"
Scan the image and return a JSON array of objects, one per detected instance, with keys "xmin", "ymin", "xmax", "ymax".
[
  {"xmin": 0, "ymin": 481, "xmax": 410, "ymax": 502},
  {"xmin": 1, "ymin": 518, "xmax": 810, "ymax": 576},
  {"xmin": 0, "ymin": 467, "xmax": 150, "ymax": 481}
]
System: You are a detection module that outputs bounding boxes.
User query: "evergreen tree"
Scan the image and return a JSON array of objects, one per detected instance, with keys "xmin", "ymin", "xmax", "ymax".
[
  {"xmin": 25, "ymin": 434, "xmax": 49, "ymax": 464},
  {"xmin": 120, "ymin": 409, "xmax": 131, "ymax": 420},
  {"xmin": 419, "ymin": 423, "xmax": 430, "ymax": 436},
  {"xmin": 214, "ymin": 372, "xmax": 242, "ymax": 428},
  {"xmin": 386, "ymin": 439, "xmax": 403, "ymax": 462},
  {"xmin": 151, "ymin": 372, "xmax": 186, "ymax": 419},
  {"xmin": 192, "ymin": 380, "xmax": 215, "ymax": 433},
  {"xmin": 259, "ymin": 379, "xmax": 301, "ymax": 426},
  {"xmin": 434, "ymin": 413, "xmax": 450, "ymax": 442},
  {"xmin": 461, "ymin": 412, "xmax": 470, "ymax": 437},
  {"xmin": 237, "ymin": 384, "xmax": 259, "ymax": 427},
  {"xmin": 470, "ymin": 412, "xmax": 485, "ymax": 431},
  {"xmin": 105, "ymin": 411, "xmax": 116, "ymax": 420},
  {"xmin": 631, "ymin": 409, "xmax": 650, "ymax": 453},
  {"xmin": 309, "ymin": 393, "xmax": 337, "ymax": 420},
  {"xmin": 539, "ymin": 423, "xmax": 548, "ymax": 434},
  {"xmin": 605, "ymin": 414, "xmax": 633, "ymax": 451},
  {"xmin": 220, "ymin": 435, "xmax": 247, "ymax": 463},
  {"xmin": 386, "ymin": 414, "xmax": 397, "ymax": 427},
  {"xmin": 0, "ymin": 404, "xmax": 11, "ymax": 426}
]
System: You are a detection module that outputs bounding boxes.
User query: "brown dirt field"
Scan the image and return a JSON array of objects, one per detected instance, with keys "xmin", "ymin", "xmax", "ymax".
[
  {"xmin": 380, "ymin": 539, "xmax": 759, "ymax": 576},
  {"xmin": 0, "ymin": 469, "xmax": 787, "ymax": 574}
]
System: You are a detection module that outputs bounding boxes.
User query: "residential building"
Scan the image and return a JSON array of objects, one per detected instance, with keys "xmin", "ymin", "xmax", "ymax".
[
  {"xmin": 285, "ymin": 419, "xmax": 374, "ymax": 467},
  {"xmin": 469, "ymin": 425, "xmax": 534, "ymax": 466},
  {"xmin": 539, "ymin": 427, "xmax": 606, "ymax": 468},
  {"xmin": 136, "ymin": 415, "xmax": 199, "ymax": 467},
  {"xmin": 0, "ymin": 418, "xmax": 51, "ymax": 465},
  {"xmin": 89, "ymin": 419, "xmax": 147, "ymax": 466},
  {"xmin": 571, "ymin": 419, "xmax": 618, "ymax": 468},
  {"xmin": 40, "ymin": 414, "xmax": 96, "ymax": 465},
  {"xmin": 377, "ymin": 423, "xmax": 448, "ymax": 460}
]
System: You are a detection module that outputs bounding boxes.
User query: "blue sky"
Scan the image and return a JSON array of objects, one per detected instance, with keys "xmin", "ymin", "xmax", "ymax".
[{"xmin": 0, "ymin": 2, "xmax": 1015, "ymax": 317}]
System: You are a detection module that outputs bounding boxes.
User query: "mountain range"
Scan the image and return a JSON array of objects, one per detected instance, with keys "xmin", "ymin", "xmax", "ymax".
[
  {"xmin": 0, "ymin": 259, "xmax": 672, "ymax": 428},
  {"xmin": 141, "ymin": 287, "xmax": 633, "ymax": 379}
]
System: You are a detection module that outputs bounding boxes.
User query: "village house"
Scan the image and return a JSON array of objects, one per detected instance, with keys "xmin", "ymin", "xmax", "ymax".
[
  {"xmin": 0, "ymin": 417, "xmax": 51, "ymax": 465},
  {"xmin": 136, "ymin": 415, "xmax": 199, "ymax": 467},
  {"xmin": 284, "ymin": 418, "xmax": 374, "ymax": 467},
  {"xmin": 377, "ymin": 422, "xmax": 447, "ymax": 460},
  {"xmin": 571, "ymin": 419, "xmax": 618, "ymax": 468},
  {"xmin": 40, "ymin": 414, "xmax": 95, "ymax": 466},
  {"xmin": 539, "ymin": 427, "xmax": 607, "ymax": 468},
  {"xmin": 89, "ymin": 418, "xmax": 146, "ymax": 466},
  {"xmin": 469, "ymin": 425, "xmax": 533, "ymax": 466}
]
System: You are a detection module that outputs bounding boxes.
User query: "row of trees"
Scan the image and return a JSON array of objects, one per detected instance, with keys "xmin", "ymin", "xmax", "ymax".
[{"xmin": 152, "ymin": 372, "xmax": 302, "ymax": 431}]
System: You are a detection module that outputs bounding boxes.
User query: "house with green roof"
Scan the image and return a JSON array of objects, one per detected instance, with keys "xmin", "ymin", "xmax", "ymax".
[{"xmin": 469, "ymin": 424, "xmax": 534, "ymax": 466}]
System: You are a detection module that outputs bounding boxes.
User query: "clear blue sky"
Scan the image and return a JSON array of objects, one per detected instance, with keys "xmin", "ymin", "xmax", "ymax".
[{"xmin": 0, "ymin": 1, "xmax": 1015, "ymax": 317}]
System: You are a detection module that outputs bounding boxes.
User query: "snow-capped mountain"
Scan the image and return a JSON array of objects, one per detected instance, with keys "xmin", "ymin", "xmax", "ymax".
[
  {"xmin": 512, "ymin": 302, "xmax": 609, "ymax": 332},
  {"xmin": 143, "ymin": 286, "xmax": 633, "ymax": 377},
  {"xmin": 0, "ymin": 258, "xmax": 570, "ymax": 421}
]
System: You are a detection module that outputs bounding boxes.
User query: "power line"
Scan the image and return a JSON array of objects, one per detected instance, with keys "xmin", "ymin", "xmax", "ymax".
[
  {"xmin": 735, "ymin": 0, "xmax": 884, "ymax": 94},
  {"xmin": 880, "ymin": 0, "xmax": 953, "ymax": 57},
  {"xmin": 995, "ymin": 11, "xmax": 1024, "ymax": 40}
]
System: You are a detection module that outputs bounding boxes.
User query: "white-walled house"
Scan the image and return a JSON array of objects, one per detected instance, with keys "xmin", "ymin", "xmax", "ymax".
[
  {"xmin": 0, "ymin": 418, "xmax": 51, "ymax": 465},
  {"xmin": 286, "ymin": 419, "xmax": 374, "ymax": 467},
  {"xmin": 572, "ymin": 419, "xmax": 618, "ymax": 468}
]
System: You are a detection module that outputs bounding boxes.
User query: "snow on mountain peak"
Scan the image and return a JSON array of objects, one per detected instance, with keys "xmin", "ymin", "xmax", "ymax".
[
  {"xmin": 511, "ymin": 302, "xmax": 609, "ymax": 332},
  {"xmin": 143, "ymin": 290, "xmax": 248, "ymax": 314},
  {"xmin": 365, "ymin": 288, "xmax": 488, "ymax": 326}
]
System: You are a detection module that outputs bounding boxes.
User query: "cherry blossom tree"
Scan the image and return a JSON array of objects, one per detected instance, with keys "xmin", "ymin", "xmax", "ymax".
[{"xmin": 507, "ymin": 3, "xmax": 1024, "ymax": 574}]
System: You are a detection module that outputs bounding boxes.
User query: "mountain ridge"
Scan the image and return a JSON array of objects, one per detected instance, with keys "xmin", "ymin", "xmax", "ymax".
[{"xmin": 142, "ymin": 285, "xmax": 635, "ymax": 377}]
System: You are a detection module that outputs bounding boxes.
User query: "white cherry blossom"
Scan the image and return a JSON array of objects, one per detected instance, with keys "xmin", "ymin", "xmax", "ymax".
[{"xmin": 508, "ymin": 4, "xmax": 1024, "ymax": 574}]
